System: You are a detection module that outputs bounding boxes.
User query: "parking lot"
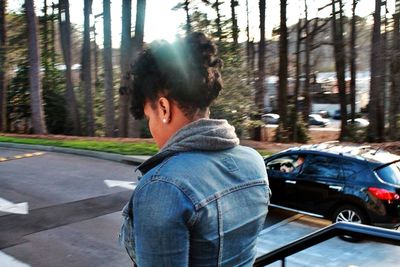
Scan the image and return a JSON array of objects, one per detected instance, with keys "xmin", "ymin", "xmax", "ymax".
[{"xmin": 1, "ymin": 147, "xmax": 399, "ymax": 266}]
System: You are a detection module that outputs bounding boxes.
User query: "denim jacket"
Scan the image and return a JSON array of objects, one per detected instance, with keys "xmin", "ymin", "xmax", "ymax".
[{"xmin": 120, "ymin": 119, "xmax": 270, "ymax": 266}]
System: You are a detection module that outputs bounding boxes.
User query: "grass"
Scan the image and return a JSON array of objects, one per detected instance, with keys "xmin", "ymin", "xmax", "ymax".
[
  {"xmin": 0, "ymin": 135, "xmax": 272, "ymax": 157},
  {"xmin": 0, "ymin": 136, "xmax": 159, "ymax": 156}
]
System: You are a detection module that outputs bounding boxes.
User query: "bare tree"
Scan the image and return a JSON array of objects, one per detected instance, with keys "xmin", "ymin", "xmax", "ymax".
[
  {"xmin": 59, "ymin": 0, "xmax": 81, "ymax": 135},
  {"xmin": 245, "ymin": 0, "xmax": 251, "ymax": 81},
  {"xmin": 331, "ymin": 0, "xmax": 347, "ymax": 140},
  {"xmin": 278, "ymin": 0, "xmax": 288, "ymax": 129},
  {"xmin": 303, "ymin": 0, "xmax": 311, "ymax": 122},
  {"xmin": 92, "ymin": 15, "xmax": 100, "ymax": 91},
  {"xmin": 255, "ymin": 0, "xmax": 266, "ymax": 114},
  {"xmin": 103, "ymin": 0, "xmax": 115, "ymax": 137},
  {"xmin": 25, "ymin": 0, "xmax": 47, "ymax": 134},
  {"xmin": 0, "ymin": 0, "xmax": 7, "ymax": 131},
  {"xmin": 254, "ymin": 0, "xmax": 266, "ymax": 141},
  {"xmin": 349, "ymin": 0, "xmax": 359, "ymax": 122},
  {"xmin": 118, "ymin": 0, "xmax": 132, "ymax": 137},
  {"xmin": 293, "ymin": 17, "xmax": 303, "ymax": 141},
  {"xmin": 82, "ymin": 0, "xmax": 95, "ymax": 136}
]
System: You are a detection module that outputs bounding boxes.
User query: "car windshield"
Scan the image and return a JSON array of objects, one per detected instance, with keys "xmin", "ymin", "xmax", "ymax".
[{"xmin": 375, "ymin": 161, "xmax": 400, "ymax": 186}]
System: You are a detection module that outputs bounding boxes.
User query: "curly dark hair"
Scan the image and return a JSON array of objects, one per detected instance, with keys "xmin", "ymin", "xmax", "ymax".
[{"xmin": 130, "ymin": 32, "xmax": 223, "ymax": 120}]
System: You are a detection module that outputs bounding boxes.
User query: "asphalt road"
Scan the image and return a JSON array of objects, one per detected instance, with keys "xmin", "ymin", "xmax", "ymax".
[
  {"xmin": 0, "ymin": 147, "xmax": 136, "ymax": 266},
  {"xmin": 1, "ymin": 146, "xmax": 399, "ymax": 267}
]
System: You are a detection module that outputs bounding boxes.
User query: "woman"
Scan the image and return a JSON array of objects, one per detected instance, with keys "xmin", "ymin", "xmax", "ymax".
[{"xmin": 120, "ymin": 32, "xmax": 270, "ymax": 266}]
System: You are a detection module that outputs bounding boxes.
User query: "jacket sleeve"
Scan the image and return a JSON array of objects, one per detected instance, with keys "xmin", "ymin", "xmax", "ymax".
[{"xmin": 133, "ymin": 179, "xmax": 195, "ymax": 267}]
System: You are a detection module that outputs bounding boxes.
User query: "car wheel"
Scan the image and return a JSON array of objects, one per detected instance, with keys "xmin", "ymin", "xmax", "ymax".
[{"xmin": 332, "ymin": 205, "xmax": 368, "ymax": 242}]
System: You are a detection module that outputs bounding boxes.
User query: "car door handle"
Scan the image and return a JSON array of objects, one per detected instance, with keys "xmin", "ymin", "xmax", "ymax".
[
  {"xmin": 285, "ymin": 180, "xmax": 296, "ymax": 184},
  {"xmin": 329, "ymin": 185, "xmax": 343, "ymax": 191}
]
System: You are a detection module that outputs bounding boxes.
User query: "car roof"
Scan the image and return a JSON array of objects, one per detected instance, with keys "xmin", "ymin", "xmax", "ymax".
[
  {"xmin": 276, "ymin": 142, "xmax": 400, "ymax": 164},
  {"xmin": 263, "ymin": 113, "xmax": 279, "ymax": 118}
]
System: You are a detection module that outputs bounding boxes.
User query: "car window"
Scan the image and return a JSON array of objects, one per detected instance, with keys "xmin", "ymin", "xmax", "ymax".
[
  {"xmin": 302, "ymin": 155, "xmax": 342, "ymax": 179},
  {"xmin": 375, "ymin": 162, "xmax": 400, "ymax": 186},
  {"xmin": 341, "ymin": 160, "xmax": 364, "ymax": 178},
  {"xmin": 266, "ymin": 154, "xmax": 306, "ymax": 173}
]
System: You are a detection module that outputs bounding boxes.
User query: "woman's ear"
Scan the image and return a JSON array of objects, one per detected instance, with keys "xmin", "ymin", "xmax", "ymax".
[{"xmin": 158, "ymin": 97, "xmax": 171, "ymax": 124}]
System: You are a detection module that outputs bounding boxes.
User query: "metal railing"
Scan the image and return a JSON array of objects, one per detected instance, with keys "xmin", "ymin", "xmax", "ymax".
[{"xmin": 253, "ymin": 222, "xmax": 400, "ymax": 267}]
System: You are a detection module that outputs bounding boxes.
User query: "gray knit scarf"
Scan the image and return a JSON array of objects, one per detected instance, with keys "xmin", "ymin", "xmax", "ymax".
[{"xmin": 137, "ymin": 119, "xmax": 239, "ymax": 174}]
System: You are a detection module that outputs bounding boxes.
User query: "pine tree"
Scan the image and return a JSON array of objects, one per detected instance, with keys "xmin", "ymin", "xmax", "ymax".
[
  {"xmin": 0, "ymin": 0, "xmax": 7, "ymax": 131},
  {"xmin": 82, "ymin": 0, "xmax": 95, "ymax": 136},
  {"xmin": 103, "ymin": 0, "xmax": 115, "ymax": 137}
]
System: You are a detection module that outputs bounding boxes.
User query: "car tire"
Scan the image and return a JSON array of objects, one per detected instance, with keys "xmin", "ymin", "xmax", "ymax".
[{"xmin": 332, "ymin": 205, "xmax": 368, "ymax": 242}]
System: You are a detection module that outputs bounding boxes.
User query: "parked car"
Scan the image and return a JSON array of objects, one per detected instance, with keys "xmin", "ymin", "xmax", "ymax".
[
  {"xmin": 333, "ymin": 109, "xmax": 341, "ymax": 120},
  {"xmin": 347, "ymin": 118, "xmax": 370, "ymax": 128},
  {"xmin": 262, "ymin": 113, "xmax": 280, "ymax": 124},
  {"xmin": 316, "ymin": 110, "xmax": 330, "ymax": 118},
  {"xmin": 264, "ymin": 143, "xmax": 400, "ymax": 240},
  {"xmin": 309, "ymin": 114, "xmax": 330, "ymax": 127}
]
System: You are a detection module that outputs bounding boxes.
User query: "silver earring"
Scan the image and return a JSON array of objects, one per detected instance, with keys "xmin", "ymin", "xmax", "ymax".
[{"xmin": 162, "ymin": 118, "xmax": 167, "ymax": 123}]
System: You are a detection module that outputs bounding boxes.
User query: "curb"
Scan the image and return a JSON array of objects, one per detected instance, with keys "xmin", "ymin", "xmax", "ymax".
[{"xmin": 0, "ymin": 142, "xmax": 150, "ymax": 165}]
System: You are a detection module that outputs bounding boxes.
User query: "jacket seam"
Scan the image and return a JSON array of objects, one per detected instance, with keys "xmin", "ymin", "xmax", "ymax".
[
  {"xmin": 137, "ymin": 177, "xmax": 199, "ymax": 228},
  {"xmin": 217, "ymin": 198, "xmax": 223, "ymax": 267},
  {"xmin": 195, "ymin": 178, "xmax": 269, "ymax": 210}
]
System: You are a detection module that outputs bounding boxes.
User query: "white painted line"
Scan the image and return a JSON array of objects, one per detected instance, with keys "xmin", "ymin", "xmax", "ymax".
[
  {"xmin": 0, "ymin": 251, "xmax": 30, "ymax": 267},
  {"xmin": 259, "ymin": 214, "xmax": 304, "ymax": 235},
  {"xmin": 104, "ymin": 179, "xmax": 137, "ymax": 190},
  {"xmin": 0, "ymin": 198, "xmax": 28, "ymax": 215}
]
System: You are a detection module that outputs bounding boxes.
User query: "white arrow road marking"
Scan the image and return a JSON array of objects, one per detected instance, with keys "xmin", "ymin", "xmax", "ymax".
[
  {"xmin": 0, "ymin": 251, "xmax": 30, "ymax": 267},
  {"xmin": 0, "ymin": 198, "xmax": 28, "ymax": 215},
  {"xmin": 104, "ymin": 180, "xmax": 137, "ymax": 190}
]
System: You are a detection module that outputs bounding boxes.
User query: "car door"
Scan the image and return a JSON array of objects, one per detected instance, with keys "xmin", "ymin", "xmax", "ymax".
[
  {"xmin": 295, "ymin": 155, "xmax": 345, "ymax": 215},
  {"xmin": 265, "ymin": 153, "xmax": 304, "ymax": 208}
]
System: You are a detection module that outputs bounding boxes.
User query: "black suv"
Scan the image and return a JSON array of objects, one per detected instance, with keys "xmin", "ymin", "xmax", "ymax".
[{"xmin": 264, "ymin": 143, "xmax": 400, "ymax": 230}]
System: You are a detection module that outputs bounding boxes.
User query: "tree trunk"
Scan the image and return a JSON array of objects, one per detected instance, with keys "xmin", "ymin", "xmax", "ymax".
[
  {"xmin": 331, "ymin": 0, "xmax": 347, "ymax": 140},
  {"xmin": 255, "ymin": 0, "xmax": 266, "ymax": 113},
  {"xmin": 118, "ymin": 0, "xmax": 132, "ymax": 137},
  {"xmin": 25, "ymin": 0, "xmax": 47, "ymax": 134},
  {"xmin": 103, "ymin": 0, "xmax": 115, "ymax": 137},
  {"xmin": 254, "ymin": 0, "xmax": 266, "ymax": 141},
  {"xmin": 92, "ymin": 22, "xmax": 100, "ymax": 92},
  {"xmin": 349, "ymin": 0, "xmax": 358, "ymax": 122},
  {"xmin": 184, "ymin": 0, "xmax": 191, "ymax": 35},
  {"xmin": 214, "ymin": 0, "xmax": 223, "ymax": 42},
  {"xmin": 245, "ymin": 0, "xmax": 251, "ymax": 83},
  {"xmin": 43, "ymin": 0, "xmax": 49, "ymax": 71},
  {"xmin": 293, "ymin": 18, "xmax": 303, "ymax": 142},
  {"xmin": 389, "ymin": 4, "xmax": 400, "ymax": 140},
  {"xmin": 303, "ymin": 0, "xmax": 311, "ymax": 123},
  {"xmin": 0, "ymin": 0, "xmax": 7, "ymax": 131},
  {"xmin": 51, "ymin": 2, "xmax": 56, "ymax": 67},
  {"xmin": 82, "ymin": 0, "xmax": 95, "ymax": 136},
  {"xmin": 278, "ymin": 0, "xmax": 288, "ymax": 129},
  {"xmin": 128, "ymin": 0, "xmax": 146, "ymax": 137},
  {"xmin": 368, "ymin": 0, "xmax": 383, "ymax": 141},
  {"xmin": 59, "ymin": 0, "xmax": 81, "ymax": 135},
  {"xmin": 230, "ymin": 0, "xmax": 238, "ymax": 44},
  {"xmin": 380, "ymin": 1, "xmax": 388, "ymax": 139}
]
